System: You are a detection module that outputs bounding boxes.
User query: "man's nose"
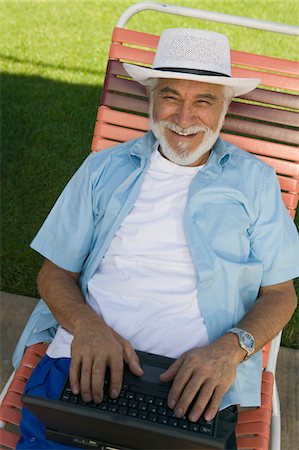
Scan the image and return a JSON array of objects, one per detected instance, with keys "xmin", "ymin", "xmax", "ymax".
[{"xmin": 174, "ymin": 103, "xmax": 197, "ymax": 129}]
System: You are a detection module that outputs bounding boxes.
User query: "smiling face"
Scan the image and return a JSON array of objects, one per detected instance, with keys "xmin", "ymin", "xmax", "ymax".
[{"xmin": 150, "ymin": 79, "xmax": 230, "ymax": 166}]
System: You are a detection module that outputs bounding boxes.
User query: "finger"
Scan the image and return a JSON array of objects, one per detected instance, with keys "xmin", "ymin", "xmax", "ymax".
[
  {"xmin": 203, "ymin": 386, "xmax": 226, "ymax": 421},
  {"xmin": 80, "ymin": 359, "xmax": 93, "ymax": 402},
  {"xmin": 91, "ymin": 358, "xmax": 106, "ymax": 403},
  {"xmin": 109, "ymin": 353, "xmax": 124, "ymax": 398},
  {"xmin": 122, "ymin": 341, "xmax": 144, "ymax": 376},
  {"xmin": 188, "ymin": 381, "xmax": 215, "ymax": 422},
  {"xmin": 172, "ymin": 373, "xmax": 204, "ymax": 419},
  {"xmin": 167, "ymin": 365, "xmax": 192, "ymax": 410},
  {"xmin": 69, "ymin": 354, "xmax": 82, "ymax": 395},
  {"xmin": 160, "ymin": 357, "xmax": 183, "ymax": 382}
]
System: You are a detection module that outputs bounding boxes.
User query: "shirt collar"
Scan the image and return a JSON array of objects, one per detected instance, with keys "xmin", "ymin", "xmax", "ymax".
[{"xmin": 128, "ymin": 131, "xmax": 231, "ymax": 168}]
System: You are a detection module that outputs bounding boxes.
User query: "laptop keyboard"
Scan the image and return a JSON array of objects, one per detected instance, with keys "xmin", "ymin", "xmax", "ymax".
[{"xmin": 60, "ymin": 380, "xmax": 216, "ymax": 437}]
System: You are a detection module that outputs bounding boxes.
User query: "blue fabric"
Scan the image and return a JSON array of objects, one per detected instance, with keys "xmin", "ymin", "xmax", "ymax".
[
  {"xmin": 13, "ymin": 132, "xmax": 299, "ymax": 408},
  {"xmin": 17, "ymin": 355, "xmax": 76, "ymax": 449}
]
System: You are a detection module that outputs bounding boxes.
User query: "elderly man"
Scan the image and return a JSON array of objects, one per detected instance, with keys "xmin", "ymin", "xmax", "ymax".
[{"xmin": 16, "ymin": 28, "xmax": 299, "ymax": 449}]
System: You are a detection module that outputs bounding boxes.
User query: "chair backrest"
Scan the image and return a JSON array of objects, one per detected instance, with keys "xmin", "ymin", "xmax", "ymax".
[{"xmin": 91, "ymin": 27, "xmax": 299, "ymax": 220}]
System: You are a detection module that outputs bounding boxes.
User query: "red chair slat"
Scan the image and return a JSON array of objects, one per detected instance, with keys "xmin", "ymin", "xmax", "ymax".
[
  {"xmin": 232, "ymin": 67, "xmax": 299, "ymax": 92},
  {"xmin": 229, "ymin": 102, "xmax": 299, "ymax": 127},
  {"xmin": 102, "ymin": 91, "xmax": 148, "ymax": 114},
  {"xmin": 238, "ymin": 407, "xmax": 271, "ymax": 424},
  {"xmin": 8, "ymin": 379, "xmax": 26, "ymax": 395},
  {"xmin": 221, "ymin": 133, "xmax": 299, "ymax": 163},
  {"xmin": 0, "ymin": 406, "xmax": 21, "ymax": 427},
  {"xmin": 112, "ymin": 27, "xmax": 160, "ymax": 49},
  {"xmin": 97, "ymin": 106, "xmax": 149, "ymax": 131},
  {"xmin": 95, "ymin": 123, "xmax": 144, "ymax": 142},
  {"xmin": 282, "ymin": 192, "xmax": 299, "ymax": 210},
  {"xmin": 235, "ymin": 421, "xmax": 270, "ymax": 438},
  {"xmin": 106, "ymin": 60, "xmax": 129, "ymax": 77},
  {"xmin": 223, "ymin": 117, "xmax": 299, "ymax": 145},
  {"xmin": 240, "ymin": 88, "xmax": 299, "ymax": 109},
  {"xmin": 261, "ymin": 393, "xmax": 272, "ymax": 410},
  {"xmin": 262, "ymin": 371, "xmax": 274, "ymax": 384},
  {"xmin": 91, "ymin": 137, "xmax": 120, "ymax": 152},
  {"xmin": 109, "ymin": 43, "xmax": 154, "ymax": 66},
  {"xmin": 257, "ymin": 155, "xmax": 299, "ymax": 177},
  {"xmin": 2, "ymin": 392, "xmax": 22, "ymax": 410},
  {"xmin": 19, "ymin": 351, "xmax": 42, "ymax": 369},
  {"xmin": 261, "ymin": 381, "xmax": 273, "ymax": 397},
  {"xmin": 231, "ymin": 49, "xmax": 299, "ymax": 76},
  {"xmin": 236, "ymin": 435, "xmax": 269, "ymax": 450},
  {"xmin": 105, "ymin": 75, "xmax": 147, "ymax": 97},
  {"xmin": 0, "ymin": 429, "xmax": 19, "ymax": 449},
  {"xmin": 14, "ymin": 365, "xmax": 34, "ymax": 381},
  {"xmin": 25, "ymin": 342, "xmax": 48, "ymax": 357}
]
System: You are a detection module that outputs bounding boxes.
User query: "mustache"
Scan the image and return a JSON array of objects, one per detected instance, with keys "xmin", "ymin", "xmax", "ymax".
[{"xmin": 159, "ymin": 120, "xmax": 210, "ymax": 135}]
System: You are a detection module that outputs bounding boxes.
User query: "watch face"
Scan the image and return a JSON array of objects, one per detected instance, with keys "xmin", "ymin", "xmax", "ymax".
[{"xmin": 243, "ymin": 332, "xmax": 255, "ymax": 351}]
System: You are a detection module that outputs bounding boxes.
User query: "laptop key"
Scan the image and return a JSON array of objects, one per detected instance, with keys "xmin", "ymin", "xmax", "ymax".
[
  {"xmin": 138, "ymin": 402, "xmax": 147, "ymax": 411},
  {"xmin": 138, "ymin": 411, "xmax": 148, "ymax": 420},
  {"xmin": 149, "ymin": 413, "xmax": 158, "ymax": 422},
  {"xmin": 128, "ymin": 400, "xmax": 138, "ymax": 408},
  {"xmin": 69, "ymin": 395, "xmax": 78, "ymax": 404},
  {"xmin": 128, "ymin": 408, "xmax": 138, "ymax": 417},
  {"xmin": 168, "ymin": 418, "xmax": 179, "ymax": 427},
  {"xmin": 98, "ymin": 403, "xmax": 108, "ymax": 411},
  {"xmin": 145, "ymin": 396, "xmax": 154, "ymax": 404},
  {"xmin": 158, "ymin": 416, "xmax": 168, "ymax": 425},
  {"xmin": 179, "ymin": 421, "xmax": 189, "ymax": 430},
  {"xmin": 189, "ymin": 423, "xmax": 200, "ymax": 432},
  {"xmin": 148, "ymin": 405, "xmax": 158, "ymax": 414},
  {"xmin": 108, "ymin": 404, "xmax": 118, "ymax": 413},
  {"xmin": 158, "ymin": 406, "xmax": 167, "ymax": 416},
  {"xmin": 61, "ymin": 394, "xmax": 70, "ymax": 401},
  {"xmin": 118, "ymin": 406, "xmax": 128, "ymax": 415},
  {"xmin": 136, "ymin": 394, "xmax": 145, "ymax": 402},
  {"xmin": 199, "ymin": 424, "xmax": 213, "ymax": 436},
  {"xmin": 154, "ymin": 398, "xmax": 165, "ymax": 407}
]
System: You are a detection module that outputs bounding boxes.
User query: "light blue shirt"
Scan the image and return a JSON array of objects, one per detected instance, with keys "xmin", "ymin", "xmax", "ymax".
[{"xmin": 13, "ymin": 131, "xmax": 299, "ymax": 409}]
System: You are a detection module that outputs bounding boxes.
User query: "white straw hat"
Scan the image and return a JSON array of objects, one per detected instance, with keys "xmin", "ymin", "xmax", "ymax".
[{"xmin": 123, "ymin": 28, "xmax": 260, "ymax": 97}]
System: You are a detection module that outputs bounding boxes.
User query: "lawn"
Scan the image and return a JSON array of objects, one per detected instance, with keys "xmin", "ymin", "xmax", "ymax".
[{"xmin": 1, "ymin": 0, "xmax": 298, "ymax": 347}]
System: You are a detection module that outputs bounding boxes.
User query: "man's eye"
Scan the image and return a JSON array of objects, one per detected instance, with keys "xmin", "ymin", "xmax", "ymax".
[
  {"xmin": 196, "ymin": 100, "xmax": 211, "ymax": 105},
  {"xmin": 163, "ymin": 95, "xmax": 178, "ymax": 101}
]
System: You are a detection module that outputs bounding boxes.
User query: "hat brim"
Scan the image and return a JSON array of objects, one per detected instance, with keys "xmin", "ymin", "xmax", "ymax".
[{"xmin": 123, "ymin": 63, "xmax": 260, "ymax": 97}]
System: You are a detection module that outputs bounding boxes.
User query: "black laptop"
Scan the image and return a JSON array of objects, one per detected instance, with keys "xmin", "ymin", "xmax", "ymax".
[{"xmin": 22, "ymin": 350, "xmax": 237, "ymax": 449}]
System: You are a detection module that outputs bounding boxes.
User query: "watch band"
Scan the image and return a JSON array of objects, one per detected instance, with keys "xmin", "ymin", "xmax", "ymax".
[{"xmin": 226, "ymin": 327, "xmax": 255, "ymax": 360}]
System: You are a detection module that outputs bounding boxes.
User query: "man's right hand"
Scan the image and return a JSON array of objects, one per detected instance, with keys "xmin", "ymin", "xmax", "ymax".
[{"xmin": 69, "ymin": 317, "xmax": 144, "ymax": 403}]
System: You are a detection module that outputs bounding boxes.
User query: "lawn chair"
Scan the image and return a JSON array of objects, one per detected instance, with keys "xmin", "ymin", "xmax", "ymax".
[{"xmin": 1, "ymin": 2, "xmax": 298, "ymax": 449}]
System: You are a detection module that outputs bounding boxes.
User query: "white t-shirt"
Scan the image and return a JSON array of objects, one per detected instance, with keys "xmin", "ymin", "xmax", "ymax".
[{"xmin": 47, "ymin": 146, "xmax": 209, "ymax": 359}]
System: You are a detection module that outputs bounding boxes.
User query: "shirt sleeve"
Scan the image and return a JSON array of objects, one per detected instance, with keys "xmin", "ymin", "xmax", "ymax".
[
  {"xmin": 30, "ymin": 155, "xmax": 97, "ymax": 273},
  {"xmin": 249, "ymin": 168, "xmax": 299, "ymax": 286}
]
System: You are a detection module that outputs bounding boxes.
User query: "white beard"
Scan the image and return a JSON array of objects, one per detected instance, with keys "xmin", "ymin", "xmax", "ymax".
[{"xmin": 149, "ymin": 104, "xmax": 227, "ymax": 166}]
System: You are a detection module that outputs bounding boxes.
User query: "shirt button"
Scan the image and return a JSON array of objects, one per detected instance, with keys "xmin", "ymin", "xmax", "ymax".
[
  {"xmin": 30, "ymin": 437, "xmax": 36, "ymax": 442},
  {"xmin": 33, "ymin": 328, "xmax": 38, "ymax": 333}
]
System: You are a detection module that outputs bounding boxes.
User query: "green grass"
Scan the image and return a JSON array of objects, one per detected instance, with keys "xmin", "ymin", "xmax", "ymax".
[{"xmin": 1, "ymin": 0, "xmax": 298, "ymax": 348}]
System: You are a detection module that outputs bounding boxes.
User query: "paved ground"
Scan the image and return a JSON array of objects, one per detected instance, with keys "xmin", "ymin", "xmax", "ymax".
[{"xmin": 0, "ymin": 291, "xmax": 298, "ymax": 449}]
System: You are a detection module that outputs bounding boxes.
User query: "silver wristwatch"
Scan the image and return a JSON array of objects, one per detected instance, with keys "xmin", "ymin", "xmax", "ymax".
[{"xmin": 226, "ymin": 327, "xmax": 255, "ymax": 360}]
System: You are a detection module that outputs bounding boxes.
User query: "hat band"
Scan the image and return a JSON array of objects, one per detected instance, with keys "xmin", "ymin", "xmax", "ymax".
[{"xmin": 155, "ymin": 67, "xmax": 230, "ymax": 77}]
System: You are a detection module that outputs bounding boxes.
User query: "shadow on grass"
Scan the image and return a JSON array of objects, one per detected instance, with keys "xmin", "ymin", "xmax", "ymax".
[{"xmin": 1, "ymin": 72, "xmax": 102, "ymax": 296}]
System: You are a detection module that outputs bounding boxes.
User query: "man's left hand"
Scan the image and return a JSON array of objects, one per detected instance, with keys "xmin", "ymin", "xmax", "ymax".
[{"xmin": 160, "ymin": 334, "xmax": 245, "ymax": 422}]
